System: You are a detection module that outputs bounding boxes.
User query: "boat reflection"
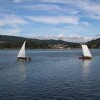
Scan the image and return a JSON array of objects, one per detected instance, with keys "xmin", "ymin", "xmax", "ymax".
[
  {"xmin": 82, "ymin": 60, "xmax": 92, "ymax": 80},
  {"xmin": 17, "ymin": 60, "xmax": 26, "ymax": 81}
]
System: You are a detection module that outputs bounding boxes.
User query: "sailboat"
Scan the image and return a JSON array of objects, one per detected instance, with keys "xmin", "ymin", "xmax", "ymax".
[
  {"xmin": 17, "ymin": 41, "xmax": 31, "ymax": 61},
  {"xmin": 79, "ymin": 44, "xmax": 92, "ymax": 60},
  {"xmin": 17, "ymin": 41, "xmax": 27, "ymax": 60}
]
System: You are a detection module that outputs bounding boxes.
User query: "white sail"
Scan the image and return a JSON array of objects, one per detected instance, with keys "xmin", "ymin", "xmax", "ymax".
[
  {"xmin": 82, "ymin": 44, "xmax": 92, "ymax": 57},
  {"xmin": 17, "ymin": 41, "xmax": 26, "ymax": 58}
]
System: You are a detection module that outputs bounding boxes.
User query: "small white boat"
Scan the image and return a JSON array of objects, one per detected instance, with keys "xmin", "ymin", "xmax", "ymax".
[
  {"xmin": 79, "ymin": 44, "xmax": 92, "ymax": 60},
  {"xmin": 17, "ymin": 41, "xmax": 31, "ymax": 61}
]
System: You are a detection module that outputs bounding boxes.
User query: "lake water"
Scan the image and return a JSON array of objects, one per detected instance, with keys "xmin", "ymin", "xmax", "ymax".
[{"xmin": 0, "ymin": 49, "xmax": 100, "ymax": 100}]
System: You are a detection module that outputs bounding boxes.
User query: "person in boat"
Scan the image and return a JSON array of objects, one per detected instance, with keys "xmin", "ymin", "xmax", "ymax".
[
  {"xmin": 79, "ymin": 55, "xmax": 84, "ymax": 59},
  {"xmin": 81, "ymin": 55, "xmax": 84, "ymax": 58},
  {"xmin": 28, "ymin": 57, "xmax": 31, "ymax": 61}
]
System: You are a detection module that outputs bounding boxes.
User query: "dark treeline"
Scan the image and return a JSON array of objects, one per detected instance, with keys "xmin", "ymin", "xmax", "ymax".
[
  {"xmin": 0, "ymin": 35, "xmax": 49, "ymax": 49},
  {"xmin": 34, "ymin": 39, "xmax": 80, "ymax": 48},
  {"xmin": 86, "ymin": 38, "xmax": 100, "ymax": 48},
  {"xmin": 0, "ymin": 35, "xmax": 100, "ymax": 49}
]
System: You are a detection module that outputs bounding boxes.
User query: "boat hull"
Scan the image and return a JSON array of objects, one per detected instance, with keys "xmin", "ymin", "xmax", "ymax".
[
  {"xmin": 17, "ymin": 57, "xmax": 27, "ymax": 60},
  {"xmin": 17, "ymin": 57, "xmax": 31, "ymax": 61},
  {"xmin": 79, "ymin": 56, "xmax": 92, "ymax": 60}
]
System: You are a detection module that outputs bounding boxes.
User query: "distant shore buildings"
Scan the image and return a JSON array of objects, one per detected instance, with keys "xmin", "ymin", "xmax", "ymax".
[
  {"xmin": 0, "ymin": 41, "xmax": 6, "ymax": 43},
  {"xmin": 49, "ymin": 44, "xmax": 70, "ymax": 49}
]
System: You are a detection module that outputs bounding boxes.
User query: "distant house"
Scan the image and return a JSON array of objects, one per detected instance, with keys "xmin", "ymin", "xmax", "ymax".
[
  {"xmin": 50, "ymin": 44, "xmax": 68, "ymax": 49},
  {"xmin": 0, "ymin": 41, "xmax": 7, "ymax": 43}
]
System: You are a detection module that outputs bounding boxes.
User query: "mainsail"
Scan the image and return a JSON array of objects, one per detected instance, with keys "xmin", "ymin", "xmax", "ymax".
[
  {"xmin": 17, "ymin": 41, "xmax": 26, "ymax": 58},
  {"xmin": 82, "ymin": 44, "xmax": 92, "ymax": 57}
]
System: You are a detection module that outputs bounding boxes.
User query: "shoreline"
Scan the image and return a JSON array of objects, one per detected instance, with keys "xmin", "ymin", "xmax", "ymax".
[{"xmin": 0, "ymin": 48, "xmax": 99, "ymax": 50}]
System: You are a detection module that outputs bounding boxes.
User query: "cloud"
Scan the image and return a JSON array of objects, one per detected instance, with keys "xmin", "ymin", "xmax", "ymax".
[
  {"xmin": 24, "ymin": 4, "xmax": 62, "ymax": 12},
  {"xmin": 0, "ymin": 15, "xmax": 28, "ymax": 27},
  {"xmin": 35, "ymin": 33, "xmax": 95, "ymax": 43},
  {"xmin": 13, "ymin": 0, "xmax": 22, "ymax": 3},
  {"xmin": 60, "ymin": 34, "xmax": 95, "ymax": 43},
  {"xmin": 63, "ymin": 34, "xmax": 95, "ymax": 43},
  {"xmin": 39, "ymin": 0, "xmax": 70, "ymax": 3},
  {"xmin": 39, "ymin": 0, "xmax": 100, "ymax": 20},
  {"xmin": 22, "ymin": 3, "xmax": 80, "ymax": 16},
  {"xmin": 90, "ymin": 15, "xmax": 100, "ymax": 20},
  {"xmin": 27, "ymin": 16, "xmax": 79, "ymax": 24},
  {"xmin": 13, "ymin": 0, "xmax": 36, "ymax": 3},
  {"xmin": 10, "ymin": 0, "xmax": 100, "ymax": 20},
  {"xmin": 77, "ymin": 0, "xmax": 100, "ymax": 14},
  {"xmin": 0, "ymin": 15, "xmax": 27, "ymax": 36},
  {"xmin": 57, "ymin": 33, "xmax": 66, "ymax": 40},
  {"xmin": 81, "ymin": 22, "xmax": 90, "ymax": 26},
  {"xmin": 0, "ymin": 0, "xmax": 99, "ymax": 40},
  {"xmin": 73, "ymin": 0, "xmax": 100, "ymax": 20},
  {"xmin": 0, "ymin": 28, "xmax": 22, "ymax": 36},
  {"xmin": 13, "ymin": 0, "xmax": 100, "ymax": 20},
  {"xmin": 96, "ymin": 34, "xmax": 100, "ymax": 36}
]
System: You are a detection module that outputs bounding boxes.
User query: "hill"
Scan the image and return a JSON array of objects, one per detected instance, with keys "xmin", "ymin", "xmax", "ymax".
[
  {"xmin": 33, "ymin": 39, "xmax": 80, "ymax": 48},
  {"xmin": 0, "ymin": 35, "xmax": 83, "ymax": 49},
  {"xmin": 0, "ymin": 35, "xmax": 48, "ymax": 49},
  {"xmin": 86, "ymin": 38, "xmax": 100, "ymax": 48}
]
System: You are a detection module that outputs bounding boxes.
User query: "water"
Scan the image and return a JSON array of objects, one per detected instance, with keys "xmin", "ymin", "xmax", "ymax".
[{"xmin": 0, "ymin": 49, "xmax": 100, "ymax": 100}]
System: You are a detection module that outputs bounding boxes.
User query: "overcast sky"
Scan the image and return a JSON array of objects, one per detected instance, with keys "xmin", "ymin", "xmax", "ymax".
[{"xmin": 0, "ymin": 0, "xmax": 100, "ymax": 43}]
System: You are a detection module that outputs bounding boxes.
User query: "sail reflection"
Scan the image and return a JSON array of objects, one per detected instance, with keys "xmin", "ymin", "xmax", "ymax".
[
  {"xmin": 18, "ymin": 61, "xmax": 26, "ymax": 81},
  {"xmin": 82, "ymin": 60, "xmax": 91, "ymax": 78}
]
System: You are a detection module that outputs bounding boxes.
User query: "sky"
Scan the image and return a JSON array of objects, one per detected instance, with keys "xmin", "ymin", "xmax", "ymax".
[{"xmin": 0, "ymin": 0, "xmax": 100, "ymax": 43}]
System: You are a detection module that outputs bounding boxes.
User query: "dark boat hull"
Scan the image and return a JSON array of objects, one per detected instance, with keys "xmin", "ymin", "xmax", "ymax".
[
  {"xmin": 17, "ymin": 57, "xmax": 31, "ymax": 61},
  {"xmin": 79, "ymin": 56, "xmax": 92, "ymax": 60},
  {"xmin": 17, "ymin": 57, "xmax": 27, "ymax": 60}
]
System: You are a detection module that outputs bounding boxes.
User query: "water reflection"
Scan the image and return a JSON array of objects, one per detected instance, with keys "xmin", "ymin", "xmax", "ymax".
[
  {"xmin": 17, "ymin": 61, "xmax": 26, "ymax": 81},
  {"xmin": 82, "ymin": 60, "xmax": 91, "ymax": 78}
]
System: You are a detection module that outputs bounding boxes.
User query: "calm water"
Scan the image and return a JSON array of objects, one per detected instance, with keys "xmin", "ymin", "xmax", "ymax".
[{"xmin": 0, "ymin": 49, "xmax": 100, "ymax": 100}]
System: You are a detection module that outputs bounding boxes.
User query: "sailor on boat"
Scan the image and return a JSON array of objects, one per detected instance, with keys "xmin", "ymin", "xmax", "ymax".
[{"xmin": 28, "ymin": 57, "xmax": 31, "ymax": 61}]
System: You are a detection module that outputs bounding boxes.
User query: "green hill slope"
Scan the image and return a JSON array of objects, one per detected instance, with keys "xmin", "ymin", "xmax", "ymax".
[{"xmin": 0, "ymin": 35, "xmax": 85, "ymax": 49}]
